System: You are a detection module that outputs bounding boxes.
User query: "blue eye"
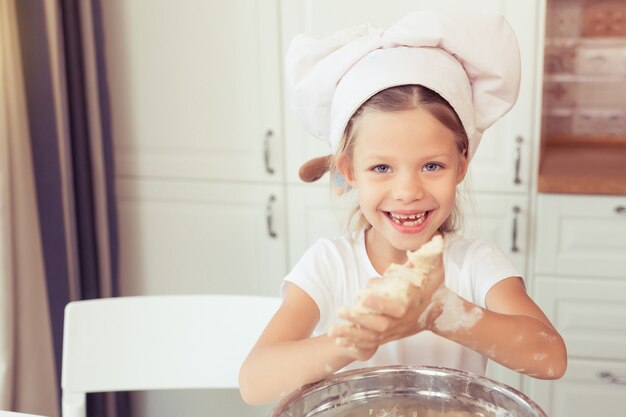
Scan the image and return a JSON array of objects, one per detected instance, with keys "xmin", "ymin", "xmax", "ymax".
[
  {"xmin": 373, "ymin": 165, "xmax": 391, "ymax": 173},
  {"xmin": 424, "ymin": 163, "xmax": 441, "ymax": 172}
]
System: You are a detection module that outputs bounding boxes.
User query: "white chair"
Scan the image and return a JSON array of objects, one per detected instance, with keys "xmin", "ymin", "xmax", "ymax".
[
  {"xmin": 0, "ymin": 412, "xmax": 48, "ymax": 417},
  {"xmin": 61, "ymin": 294, "xmax": 281, "ymax": 417}
]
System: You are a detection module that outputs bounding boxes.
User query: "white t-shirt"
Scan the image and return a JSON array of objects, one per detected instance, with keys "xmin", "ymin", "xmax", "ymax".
[{"xmin": 282, "ymin": 231, "xmax": 521, "ymax": 375}]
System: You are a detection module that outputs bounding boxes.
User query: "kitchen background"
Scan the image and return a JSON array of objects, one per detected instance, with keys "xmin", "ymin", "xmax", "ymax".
[{"xmin": 2, "ymin": 0, "xmax": 625, "ymax": 416}]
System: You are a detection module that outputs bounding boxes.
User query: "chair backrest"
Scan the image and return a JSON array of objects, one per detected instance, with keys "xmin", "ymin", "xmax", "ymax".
[{"xmin": 61, "ymin": 294, "xmax": 280, "ymax": 417}]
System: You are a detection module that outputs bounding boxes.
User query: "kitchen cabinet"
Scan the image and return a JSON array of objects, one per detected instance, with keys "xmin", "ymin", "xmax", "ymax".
[
  {"xmin": 102, "ymin": 0, "xmax": 287, "ymax": 298},
  {"xmin": 286, "ymin": 185, "xmax": 355, "ymax": 266},
  {"xmin": 529, "ymin": 358, "xmax": 626, "ymax": 417},
  {"xmin": 460, "ymin": 194, "xmax": 530, "ymax": 276},
  {"xmin": 116, "ymin": 179, "xmax": 287, "ymax": 297},
  {"xmin": 105, "ymin": 0, "xmax": 283, "ymax": 183},
  {"xmin": 525, "ymin": 194, "xmax": 626, "ymax": 417},
  {"xmin": 533, "ymin": 194, "xmax": 626, "ymax": 279}
]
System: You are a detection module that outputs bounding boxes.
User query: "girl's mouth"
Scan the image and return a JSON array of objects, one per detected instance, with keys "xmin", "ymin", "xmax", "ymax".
[{"xmin": 385, "ymin": 211, "xmax": 429, "ymax": 227}]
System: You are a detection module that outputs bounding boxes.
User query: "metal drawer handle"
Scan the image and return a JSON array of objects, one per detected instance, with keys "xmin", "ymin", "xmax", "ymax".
[
  {"xmin": 513, "ymin": 136, "xmax": 523, "ymax": 185},
  {"xmin": 264, "ymin": 129, "xmax": 275, "ymax": 175},
  {"xmin": 616, "ymin": 206, "xmax": 626, "ymax": 215},
  {"xmin": 597, "ymin": 371, "xmax": 626, "ymax": 385},
  {"xmin": 511, "ymin": 205, "xmax": 521, "ymax": 253},
  {"xmin": 266, "ymin": 194, "xmax": 277, "ymax": 238}
]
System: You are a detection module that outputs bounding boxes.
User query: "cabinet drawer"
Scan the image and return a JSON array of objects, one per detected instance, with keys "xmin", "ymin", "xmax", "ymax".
[
  {"xmin": 534, "ymin": 194, "xmax": 626, "ymax": 279},
  {"xmin": 534, "ymin": 277, "xmax": 626, "ymax": 361},
  {"xmin": 526, "ymin": 358, "xmax": 626, "ymax": 417}
]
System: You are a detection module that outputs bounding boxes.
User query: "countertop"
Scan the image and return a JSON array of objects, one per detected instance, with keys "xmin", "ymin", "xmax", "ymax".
[{"xmin": 537, "ymin": 141, "xmax": 626, "ymax": 195}]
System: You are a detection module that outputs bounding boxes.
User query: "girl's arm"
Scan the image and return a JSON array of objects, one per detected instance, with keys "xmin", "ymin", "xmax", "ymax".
[
  {"xmin": 433, "ymin": 277, "xmax": 567, "ymax": 379},
  {"xmin": 239, "ymin": 283, "xmax": 370, "ymax": 405},
  {"xmin": 333, "ymin": 276, "xmax": 567, "ymax": 380}
]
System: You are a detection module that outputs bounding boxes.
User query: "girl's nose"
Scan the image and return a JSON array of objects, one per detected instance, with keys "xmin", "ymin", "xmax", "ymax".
[{"xmin": 392, "ymin": 173, "xmax": 425, "ymax": 202}]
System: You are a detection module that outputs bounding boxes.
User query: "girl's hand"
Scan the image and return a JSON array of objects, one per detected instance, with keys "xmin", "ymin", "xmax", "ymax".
[
  {"xmin": 331, "ymin": 328, "xmax": 379, "ymax": 361},
  {"xmin": 330, "ymin": 255, "xmax": 446, "ymax": 349}
]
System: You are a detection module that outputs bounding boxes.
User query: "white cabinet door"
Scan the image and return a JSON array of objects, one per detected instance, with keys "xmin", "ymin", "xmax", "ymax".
[
  {"xmin": 534, "ymin": 194, "xmax": 626, "ymax": 279},
  {"xmin": 525, "ymin": 359, "xmax": 626, "ymax": 417},
  {"xmin": 527, "ymin": 277, "xmax": 626, "ymax": 417},
  {"xmin": 281, "ymin": 0, "xmax": 540, "ymax": 193},
  {"xmin": 461, "ymin": 193, "xmax": 529, "ymax": 276},
  {"xmin": 102, "ymin": 0, "xmax": 283, "ymax": 182},
  {"xmin": 286, "ymin": 184, "xmax": 356, "ymax": 268},
  {"xmin": 117, "ymin": 179, "xmax": 287, "ymax": 296},
  {"xmin": 533, "ymin": 277, "xmax": 626, "ymax": 363}
]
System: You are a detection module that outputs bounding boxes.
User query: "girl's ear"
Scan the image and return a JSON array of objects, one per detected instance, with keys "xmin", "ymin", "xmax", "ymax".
[
  {"xmin": 335, "ymin": 154, "xmax": 356, "ymax": 187},
  {"xmin": 456, "ymin": 150, "xmax": 469, "ymax": 184}
]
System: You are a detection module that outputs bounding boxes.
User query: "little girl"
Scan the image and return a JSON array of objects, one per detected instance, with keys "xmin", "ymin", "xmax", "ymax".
[{"xmin": 239, "ymin": 11, "xmax": 567, "ymax": 405}]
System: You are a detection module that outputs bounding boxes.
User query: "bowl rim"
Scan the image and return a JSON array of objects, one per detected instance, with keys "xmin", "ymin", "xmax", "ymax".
[{"xmin": 271, "ymin": 365, "xmax": 547, "ymax": 417}]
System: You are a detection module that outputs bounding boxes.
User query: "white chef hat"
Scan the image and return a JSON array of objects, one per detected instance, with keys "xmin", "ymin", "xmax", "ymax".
[{"xmin": 285, "ymin": 11, "xmax": 521, "ymax": 182}]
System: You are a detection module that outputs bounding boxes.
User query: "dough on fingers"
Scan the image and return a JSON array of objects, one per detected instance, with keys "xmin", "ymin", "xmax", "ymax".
[{"xmin": 346, "ymin": 235, "xmax": 444, "ymax": 316}]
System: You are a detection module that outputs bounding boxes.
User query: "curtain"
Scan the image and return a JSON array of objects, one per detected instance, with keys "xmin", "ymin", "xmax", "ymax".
[
  {"xmin": 0, "ymin": 0, "xmax": 59, "ymax": 415},
  {"xmin": 7, "ymin": 0, "xmax": 128, "ymax": 416}
]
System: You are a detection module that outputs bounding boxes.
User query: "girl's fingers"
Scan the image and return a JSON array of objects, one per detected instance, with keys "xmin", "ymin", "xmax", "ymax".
[
  {"xmin": 330, "ymin": 323, "xmax": 381, "ymax": 342},
  {"xmin": 335, "ymin": 336, "xmax": 379, "ymax": 351},
  {"xmin": 332, "ymin": 323, "xmax": 411, "ymax": 350},
  {"xmin": 339, "ymin": 308, "xmax": 394, "ymax": 332},
  {"xmin": 361, "ymin": 294, "xmax": 408, "ymax": 318},
  {"xmin": 330, "ymin": 323, "xmax": 383, "ymax": 351},
  {"xmin": 339, "ymin": 344, "xmax": 377, "ymax": 361}
]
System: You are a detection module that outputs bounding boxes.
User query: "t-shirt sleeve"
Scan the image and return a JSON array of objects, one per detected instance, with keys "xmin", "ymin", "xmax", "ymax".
[
  {"xmin": 280, "ymin": 239, "xmax": 340, "ymax": 330},
  {"xmin": 469, "ymin": 240, "xmax": 522, "ymax": 308}
]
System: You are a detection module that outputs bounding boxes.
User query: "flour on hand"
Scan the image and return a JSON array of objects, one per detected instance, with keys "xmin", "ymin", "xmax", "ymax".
[{"xmin": 431, "ymin": 288, "xmax": 483, "ymax": 333}]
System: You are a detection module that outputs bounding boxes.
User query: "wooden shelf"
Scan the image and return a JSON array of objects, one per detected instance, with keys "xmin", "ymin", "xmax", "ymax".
[
  {"xmin": 545, "ymin": 37, "xmax": 626, "ymax": 48},
  {"xmin": 544, "ymin": 73, "xmax": 626, "ymax": 83},
  {"xmin": 545, "ymin": 134, "xmax": 626, "ymax": 147},
  {"xmin": 538, "ymin": 142, "xmax": 626, "ymax": 195}
]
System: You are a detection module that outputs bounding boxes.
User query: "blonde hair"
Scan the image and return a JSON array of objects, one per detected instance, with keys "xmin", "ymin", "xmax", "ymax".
[{"xmin": 331, "ymin": 85, "xmax": 469, "ymax": 236}]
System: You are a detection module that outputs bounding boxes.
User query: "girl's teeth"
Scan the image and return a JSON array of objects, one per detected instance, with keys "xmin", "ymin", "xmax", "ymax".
[{"xmin": 389, "ymin": 212, "xmax": 426, "ymax": 226}]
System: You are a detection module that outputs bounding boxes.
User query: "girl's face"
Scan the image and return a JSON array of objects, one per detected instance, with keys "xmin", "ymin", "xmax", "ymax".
[{"xmin": 339, "ymin": 107, "xmax": 467, "ymax": 263}]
